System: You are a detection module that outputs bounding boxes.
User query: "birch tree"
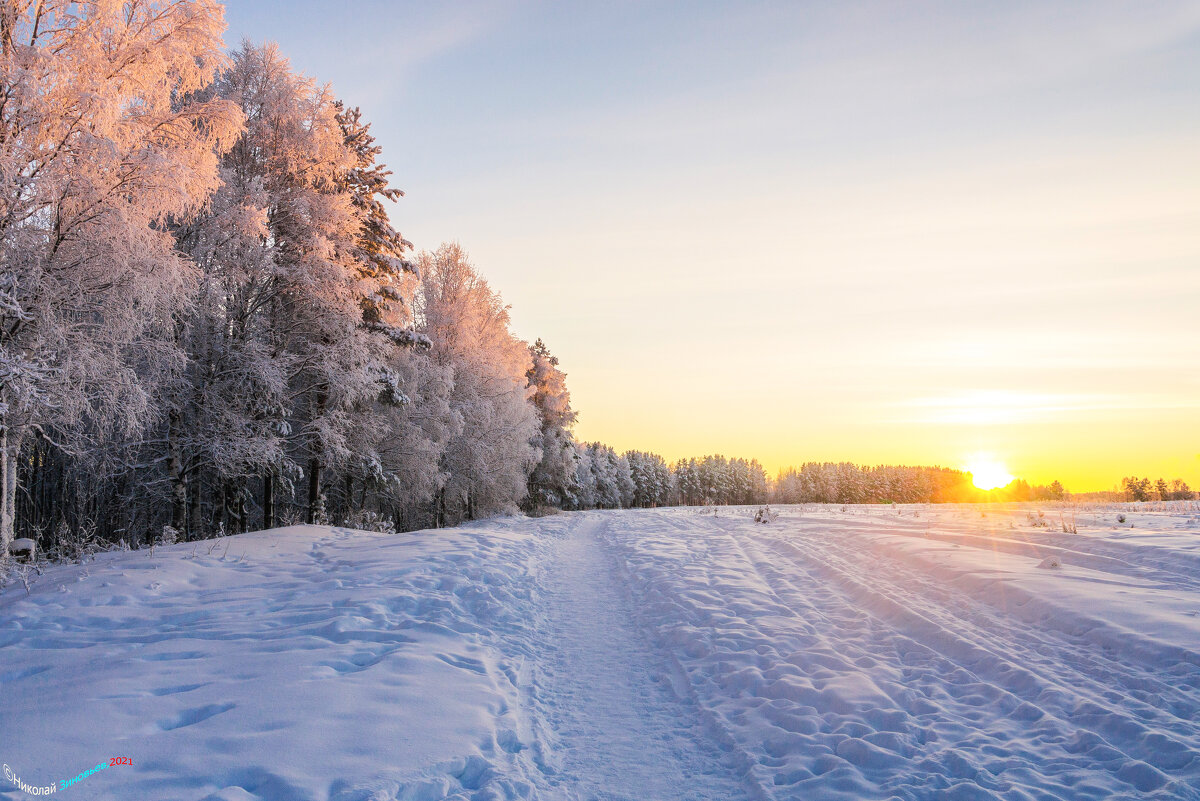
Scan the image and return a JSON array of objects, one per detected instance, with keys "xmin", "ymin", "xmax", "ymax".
[{"xmin": 0, "ymin": 0, "xmax": 240, "ymax": 549}]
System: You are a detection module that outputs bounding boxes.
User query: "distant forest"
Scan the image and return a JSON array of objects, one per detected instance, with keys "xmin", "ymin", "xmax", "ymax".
[{"xmin": 1118, "ymin": 477, "xmax": 1196, "ymax": 502}]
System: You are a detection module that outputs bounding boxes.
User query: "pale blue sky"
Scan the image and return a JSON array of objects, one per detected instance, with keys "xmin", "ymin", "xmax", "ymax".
[{"xmin": 225, "ymin": 1, "xmax": 1200, "ymax": 488}]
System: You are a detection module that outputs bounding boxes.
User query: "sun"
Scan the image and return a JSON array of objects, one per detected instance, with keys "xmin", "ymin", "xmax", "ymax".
[{"xmin": 966, "ymin": 457, "xmax": 1014, "ymax": 491}]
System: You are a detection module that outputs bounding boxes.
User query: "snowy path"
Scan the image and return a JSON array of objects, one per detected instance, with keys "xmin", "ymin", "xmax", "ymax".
[
  {"xmin": 528, "ymin": 514, "xmax": 752, "ymax": 800},
  {"xmin": 3, "ymin": 505, "xmax": 1200, "ymax": 800}
]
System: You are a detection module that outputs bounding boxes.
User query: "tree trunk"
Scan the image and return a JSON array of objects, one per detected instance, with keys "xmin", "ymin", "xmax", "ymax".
[
  {"xmin": 306, "ymin": 386, "xmax": 327, "ymax": 524},
  {"xmin": 187, "ymin": 472, "xmax": 202, "ymax": 540},
  {"xmin": 0, "ymin": 421, "xmax": 13, "ymax": 551},
  {"xmin": 306, "ymin": 458, "xmax": 321, "ymax": 524},
  {"xmin": 263, "ymin": 472, "xmax": 274, "ymax": 530},
  {"xmin": 0, "ymin": 420, "xmax": 24, "ymax": 551},
  {"xmin": 167, "ymin": 408, "xmax": 186, "ymax": 533},
  {"xmin": 234, "ymin": 489, "xmax": 245, "ymax": 534}
]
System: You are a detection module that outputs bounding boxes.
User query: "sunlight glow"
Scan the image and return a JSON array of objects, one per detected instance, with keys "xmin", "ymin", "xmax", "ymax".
[{"xmin": 966, "ymin": 457, "xmax": 1014, "ymax": 491}]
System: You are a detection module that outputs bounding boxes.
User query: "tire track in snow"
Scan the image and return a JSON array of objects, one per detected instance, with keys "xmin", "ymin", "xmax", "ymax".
[
  {"xmin": 738, "ymin": 523, "xmax": 1200, "ymax": 797},
  {"xmin": 808, "ymin": 510, "xmax": 1200, "ymax": 594},
  {"xmin": 771, "ymin": 514, "xmax": 1200, "ymax": 710},
  {"xmin": 756, "ymin": 523, "xmax": 1200, "ymax": 719},
  {"xmin": 606, "ymin": 509, "xmax": 1200, "ymax": 800}
]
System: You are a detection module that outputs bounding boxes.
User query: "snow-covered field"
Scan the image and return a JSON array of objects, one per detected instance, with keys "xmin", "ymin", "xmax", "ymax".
[{"xmin": 3, "ymin": 504, "xmax": 1200, "ymax": 800}]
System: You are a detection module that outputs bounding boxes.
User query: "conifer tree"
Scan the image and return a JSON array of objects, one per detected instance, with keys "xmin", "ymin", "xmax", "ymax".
[{"xmin": 525, "ymin": 339, "xmax": 578, "ymax": 509}]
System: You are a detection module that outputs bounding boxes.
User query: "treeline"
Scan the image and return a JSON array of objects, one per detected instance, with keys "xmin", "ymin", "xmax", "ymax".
[
  {"xmin": 774, "ymin": 463, "xmax": 1065, "ymax": 505},
  {"xmin": 536, "ymin": 454, "xmax": 1074, "ymax": 512},
  {"xmin": 1122, "ymin": 477, "xmax": 1196, "ymax": 502},
  {"xmin": 557, "ymin": 453, "xmax": 771, "ymax": 511}
]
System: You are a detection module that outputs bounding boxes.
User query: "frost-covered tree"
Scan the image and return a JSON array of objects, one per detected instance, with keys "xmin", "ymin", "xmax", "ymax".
[
  {"xmin": 627, "ymin": 451, "xmax": 674, "ymax": 507},
  {"xmin": 674, "ymin": 458, "xmax": 700, "ymax": 505},
  {"xmin": 591, "ymin": 444, "xmax": 617, "ymax": 508},
  {"xmin": 663, "ymin": 454, "xmax": 768, "ymax": 506},
  {"xmin": 415, "ymin": 244, "xmax": 537, "ymax": 525},
  {"xmin": 525, "ymin": 339, "xmax": 578, "ymax": 510},
  {"xmin": 1123, "ymin": 476, "xmax": 1152, "ymax": 503},
  {"xmin": 162, "ymin": 43, "xmax": 423, "ymax": 535},
  {"xmin": 336, "ymin": 102, "xmax": 419, "ymax": 330},
  {"xmin": 567, "ymin": 442, "xmax": 596, "ymax": 510},
  {"xmin": 772, "ymin": 462, "xmax": 978, "ymax": 504},
  {"xmin": 165, "ymin": 42, "xmax": 354, "ymax": 532},
  {"xmin": 362, "ymin": 349, "xmax": 455, "ymax": 523},
  {"xmin": 615, "ymin": 451, "xmax": 635, "ymax": 508},
  {"xmin": 578, "ymin": 443, "xmax": 631, "ymax": 509},
  {"xmin": 0, "ymin": 0, "xmax": 241, "ymax": 549},
  {"xmin": 310, "ymin": 94, "xmax": 428, "ymax": 528}
]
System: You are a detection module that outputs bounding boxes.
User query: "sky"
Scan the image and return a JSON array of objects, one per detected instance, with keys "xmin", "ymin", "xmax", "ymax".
[{"xmin": 225, "ymin": 1, "xmax": 1200, "ymax": 492}]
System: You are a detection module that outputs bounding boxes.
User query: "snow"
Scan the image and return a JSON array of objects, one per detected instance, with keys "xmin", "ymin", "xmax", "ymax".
[
  {"xmin": 3, "ymin": 505, "xmax": 1200, "ymax": 800},
  {"xmin": 1, "ymin": 524, "xmax": 543, "ymax": 800},
  {"xmin": 7, "ymin": 539, "xmax": 33, "ymax": 558}
]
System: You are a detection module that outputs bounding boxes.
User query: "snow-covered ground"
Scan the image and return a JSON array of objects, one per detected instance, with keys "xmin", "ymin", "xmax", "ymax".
[{"xmin": 3, "ymin": 504, "xmax": 1199, "ymax": 800}]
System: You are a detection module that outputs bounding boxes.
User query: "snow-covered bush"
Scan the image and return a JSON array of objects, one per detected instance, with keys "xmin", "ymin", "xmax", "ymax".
[
  {"xmin": 344, "ymin": 510, "xmax": 397, "ymax": 535},
  {"xmin": 754, "ymin": 506, "xmax": 779, "ymax": 524},
  {"xmin": 311, "ymin": 495, "xmax": 330, "ymax": 526},
  {"xmin": 0, "ymin": 558, "xmax": 40, "ymax": 595},
  {"xmin": 45, "ymin": 522, "xmax": 104, "ymax": 565},
  {"xmin": 526, "ymin": 505, "xmax": 562, "ymax": 518}
]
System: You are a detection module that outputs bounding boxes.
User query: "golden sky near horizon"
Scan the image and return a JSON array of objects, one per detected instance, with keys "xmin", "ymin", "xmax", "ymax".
[
  {"xmin": 229, "ymin": 2, "xmax": 1200, "ymax": 491},
  {"xmin": 520, "ymin": 137, "xmax": 1200, "ymax": 492}
]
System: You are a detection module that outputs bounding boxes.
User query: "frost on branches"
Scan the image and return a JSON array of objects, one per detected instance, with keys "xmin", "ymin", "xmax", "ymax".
[
  {"xmin": 0, "ymin": 0, "xmax": 240, "ymax": 549},
  {"xmin": 525, "ymin": 339, "xmax": 579, "ymax": 510},
  {"xmin": 415, "ymin": 244, "xmax": 538, "ymax": 526}
]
